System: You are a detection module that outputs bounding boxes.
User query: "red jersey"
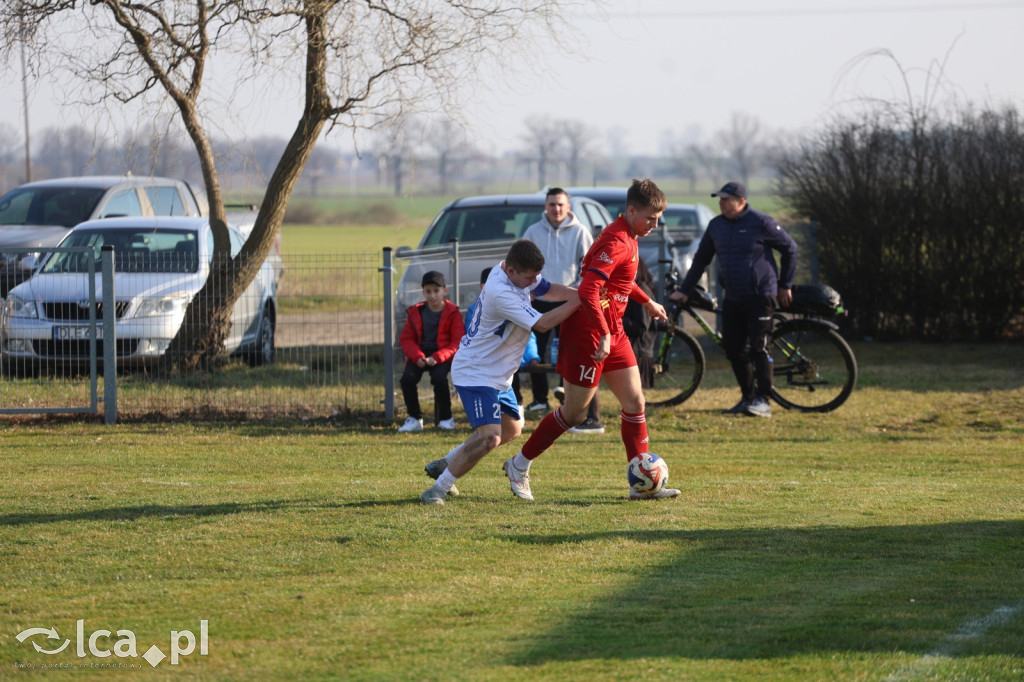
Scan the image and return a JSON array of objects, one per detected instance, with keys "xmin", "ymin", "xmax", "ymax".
[{"xmin": 577, "ymin": 217, "xmax": 646, "ymax": 336}]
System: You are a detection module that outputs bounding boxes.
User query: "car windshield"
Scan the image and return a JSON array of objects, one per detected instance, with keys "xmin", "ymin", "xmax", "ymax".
[
  {"xmin": 421, "ymin": 205, "xmax": 544, "ymax": 247},
  {"xmin": 661, "ymin": 208, "xmax": 702, "ymax": 244},
  {"xmin": 0, "ymin": 186, "xmax": 106, "ymax": 228},
  {"xmin": 42, "ymin": 229, "xmax": 200, "ymax": 274}
]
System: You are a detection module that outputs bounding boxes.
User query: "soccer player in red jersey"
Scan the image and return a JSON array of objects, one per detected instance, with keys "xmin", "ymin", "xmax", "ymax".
[{"xmin": 502, "ymin": 178, "xmax": 683, "ymax": 500}]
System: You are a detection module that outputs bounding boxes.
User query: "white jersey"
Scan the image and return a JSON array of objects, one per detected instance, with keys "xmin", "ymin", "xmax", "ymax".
[{"xmin": 452, "ymin": 263, "xmax": 550, "ymax": 391}]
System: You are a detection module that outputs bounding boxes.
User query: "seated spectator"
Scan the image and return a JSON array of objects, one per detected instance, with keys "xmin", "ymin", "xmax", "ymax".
[{"xmin": 398, "ymin": 271, "xmax": 465, "ymax": 432}]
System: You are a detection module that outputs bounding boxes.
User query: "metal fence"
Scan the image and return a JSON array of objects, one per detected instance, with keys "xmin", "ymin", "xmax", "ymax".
[{"xmin": 1, "ymin": 250, "xmax": 395, "ymax": 421}]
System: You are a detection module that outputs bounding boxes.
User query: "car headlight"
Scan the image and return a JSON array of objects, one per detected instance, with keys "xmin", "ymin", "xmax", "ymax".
[
  {"xmin": 0, "ymin": 252, "xmax": 40, "ymax": 270},
  {"xmin": 4, "ymin": 294, "xmax": 39, "ymax": 319},
  {"xmin": 133, "ymin": 292, "xmax": 192, "ymax": 318}
]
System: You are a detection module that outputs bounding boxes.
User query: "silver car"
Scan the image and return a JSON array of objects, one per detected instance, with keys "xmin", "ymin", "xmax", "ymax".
[
  {"xmin": 394, "ymin": 193, "xmax": 612, "ymax": 320},
  {"xmin": 0, "ymin": 176, "xmax": 206, "ymax": 298},
  {"xmin": 1, "ymin": 217, "xmax": 276, "ymax": 368}
]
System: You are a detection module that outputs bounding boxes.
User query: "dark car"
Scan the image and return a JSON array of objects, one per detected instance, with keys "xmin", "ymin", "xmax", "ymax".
[
  {"xmin": 394, "ymin": 193, "xmax": 613, "ymax": 322},
  {"xmin": 0, "ymin": 176, "xmax": 206, "ymax": 298}
]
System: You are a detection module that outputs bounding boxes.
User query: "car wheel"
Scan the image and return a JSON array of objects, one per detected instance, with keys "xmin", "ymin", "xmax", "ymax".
[{"xmin": 247, "ymin": 305, "xmax": 275, "ymax": 367}]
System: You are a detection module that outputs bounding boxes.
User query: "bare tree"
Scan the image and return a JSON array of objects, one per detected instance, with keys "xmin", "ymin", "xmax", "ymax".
[
  {"xmin": 665, "ymin": 125, "xmax": 703, "ymax": 193},
  {"xmin": 374, "ymin": 114, "xmax": 421, "ymax": 198},
  {"xmin": 688, "ymin": 141, "xmax": 727, "ymax": 189},
  {"xmin": 715, "ymin": 111, "xmax": 763, "ymax": 186},
  {"xmin": 561, "ymin": 118, "xmax": 598, "ymax": 186},
  {"xmin": 521, "ymin": 114, "xmax": 564, "ymax": 188},
  {"xmin": 1, "ymin": 0, "xmax": 566, "ymax": 370},
  {"xmin": 426, "ymin": 117, "xmax": 473, "ymax": 195}
]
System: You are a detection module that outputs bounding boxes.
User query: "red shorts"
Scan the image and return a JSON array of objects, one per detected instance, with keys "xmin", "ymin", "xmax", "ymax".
[{"xmin": 556, "ymin": 323, "xmax": 636, "ymax": 388}]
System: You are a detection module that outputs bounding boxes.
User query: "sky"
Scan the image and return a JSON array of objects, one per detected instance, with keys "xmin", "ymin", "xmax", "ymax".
[{"xmin": 2, "ymin": 0, "xmax": 1023, "ymax": 158}]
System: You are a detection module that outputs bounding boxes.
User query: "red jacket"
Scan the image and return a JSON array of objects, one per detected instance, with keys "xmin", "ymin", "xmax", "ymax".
[{"xmin": 400, "ymin": 300, "xmax": 465, "ymax": 364}]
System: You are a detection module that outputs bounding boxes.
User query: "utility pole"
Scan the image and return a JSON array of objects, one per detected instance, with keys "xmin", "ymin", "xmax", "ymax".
[{"xmin": 19, "ymin": 21, "xmax": 32, "ymax": 182}]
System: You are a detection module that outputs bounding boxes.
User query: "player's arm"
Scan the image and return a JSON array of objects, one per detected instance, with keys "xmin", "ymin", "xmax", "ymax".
[
  {"xmin": 629, "ymin": 282, "xmax": 667, "ymax": 322},
  {"xmin": 532, "ymin": 293, "xmax": 580, "ymax": 333},
  {"xmin": 536, "ymin": 282, "xmax": 577, "ymax": 302}
]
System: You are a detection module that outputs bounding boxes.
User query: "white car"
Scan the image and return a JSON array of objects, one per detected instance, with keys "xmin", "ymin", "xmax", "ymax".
[{"xmin": 0, "ymin": 217, "xmax": 276, "ymax": 368}]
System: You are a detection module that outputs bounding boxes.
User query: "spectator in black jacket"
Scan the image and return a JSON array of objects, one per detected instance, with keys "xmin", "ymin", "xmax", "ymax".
[{"xmin": 674, "ymin": 181, "xmax": 797, "ymax": 418}]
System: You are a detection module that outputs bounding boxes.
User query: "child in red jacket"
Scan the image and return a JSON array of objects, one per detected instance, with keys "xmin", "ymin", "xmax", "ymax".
[{"xmin": 398, "ymin": 271, "xmax": 465, "ymax": 432}]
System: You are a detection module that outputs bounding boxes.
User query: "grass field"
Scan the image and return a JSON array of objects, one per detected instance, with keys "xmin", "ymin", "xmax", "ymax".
[{"xmin": 1, "ymin": 342, "xmax": 1022, "ymax": 679}]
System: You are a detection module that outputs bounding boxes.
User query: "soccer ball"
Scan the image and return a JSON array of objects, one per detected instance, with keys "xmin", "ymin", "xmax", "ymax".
[{"xmin": 627, "ymin": 453, "xmax": 669, "ymax": 495}]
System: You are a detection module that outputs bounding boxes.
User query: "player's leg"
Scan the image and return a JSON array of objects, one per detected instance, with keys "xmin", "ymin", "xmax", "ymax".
[
  {"xmin": 603, "ymin": 355, "xmax": 680, "ymax": 500},
  {"xmin": 520, "ymin": 380, "xmax": 595, "ymax": 458},
  {"xmin": 421, "ymin": 385, "xmax": 517, "ymax": 504},
  {"xmin": 601, "ymin": 365, "xmax": 648, "ymax": 459},
  {"xmin": 501, "ymin": 380, "xmax": 595, "ymax": 501}
]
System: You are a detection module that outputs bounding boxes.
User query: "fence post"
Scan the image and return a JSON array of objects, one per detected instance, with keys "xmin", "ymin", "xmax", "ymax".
[
  {"xmin": 381, "ymin": 247, "xmax": 395, "ymax": 420},
  {"xmin": 448, "ymin": 238, "xmax": 460, "ymax": 310},
  {"xmin": 101, "ymin": 245, "xmax": 117, "ymax": 424}
]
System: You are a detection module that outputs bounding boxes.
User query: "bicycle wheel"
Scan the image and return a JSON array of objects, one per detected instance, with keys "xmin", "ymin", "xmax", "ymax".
[
  {"xmin": 646, "ymin": 328, "xmax": 705, "ymax": 407},
  {"xmin": 769, "ymin": 319, "xmax": 857, "ymax": 412}
]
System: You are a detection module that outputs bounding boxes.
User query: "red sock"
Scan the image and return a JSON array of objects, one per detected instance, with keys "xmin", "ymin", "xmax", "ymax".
[
  {"xmin": 620, "ymin": 410, "xmax": 649, "ymax": 460},
  {"xmin": 521, "ymin": 408, "xmax": 572, "ymax": 460}
]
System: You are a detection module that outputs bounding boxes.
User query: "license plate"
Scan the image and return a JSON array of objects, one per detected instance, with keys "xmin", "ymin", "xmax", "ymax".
[{"xmin": 53, "ymin": 325, "xmax": 103, "ymax": 341}]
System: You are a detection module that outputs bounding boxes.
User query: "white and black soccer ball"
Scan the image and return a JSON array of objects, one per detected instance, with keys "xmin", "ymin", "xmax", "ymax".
[{"xmin": 627, "ymin": 453, "xmax": 669, "ymax": 495}]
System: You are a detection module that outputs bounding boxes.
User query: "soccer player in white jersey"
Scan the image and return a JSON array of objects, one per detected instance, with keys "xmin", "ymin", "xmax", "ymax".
[{"xmin": 420, "ymin": 240, "xmax": 580, "ymax": 505}]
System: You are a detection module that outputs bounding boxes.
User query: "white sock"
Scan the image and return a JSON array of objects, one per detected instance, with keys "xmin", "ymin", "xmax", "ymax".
[
  {"xmin": 435, "ymin": 468, "xmax": 458, "ymax": 493},
  {"xmin": 444, "ymin": 443, "xmax": 464, "ymax": 462},
  {"xmin": 512, "ymin": 451, "xmax": 531, "ymax": 471}
]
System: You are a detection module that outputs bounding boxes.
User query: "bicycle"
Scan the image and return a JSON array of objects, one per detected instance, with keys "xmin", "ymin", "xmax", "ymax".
[{"xmin": 645, "ymin": 277, "xmax": 858, "ymax": 412}]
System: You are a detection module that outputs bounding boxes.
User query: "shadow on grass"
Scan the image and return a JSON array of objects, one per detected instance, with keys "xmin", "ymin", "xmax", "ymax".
[
  {"xmin": 0, "ymin": 498, "xmax": 340, "ymax": 526},
  {"xmin": 503, "ymin": 520, "xmax": 1024, "ymax": 663}
]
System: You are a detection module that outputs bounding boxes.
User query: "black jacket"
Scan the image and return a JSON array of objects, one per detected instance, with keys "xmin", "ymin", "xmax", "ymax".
[{"xmin": 680, "ymin": 205, "xmax": 797, "ymax": 300}]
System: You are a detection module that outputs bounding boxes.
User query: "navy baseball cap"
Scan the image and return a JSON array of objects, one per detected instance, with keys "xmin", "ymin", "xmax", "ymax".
[
  {"xmin": 421, "ymin": 271, "xmax": 446, "ymax": 288},
  {"xmin": 711, "ymin": 181, "xmax": 748, "ymax": 199}
]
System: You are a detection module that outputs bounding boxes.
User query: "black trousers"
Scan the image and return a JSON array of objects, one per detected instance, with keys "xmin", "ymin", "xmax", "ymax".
[
  {"xmin": 721, "ymin": 295, "xmax": 775, "ymax": 401},
  {"xmin": 400, "ymin": 360, "xmax": 452, "ymax": 423}
]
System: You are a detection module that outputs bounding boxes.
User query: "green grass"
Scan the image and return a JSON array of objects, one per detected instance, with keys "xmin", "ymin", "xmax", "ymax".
[
  {"xmin": 281, "ymin": 223, "xmax": 426, "ymax": 256},
  {"xmin": 1, "ymin": 343, "xmax": 1023, "ymax": 679}
]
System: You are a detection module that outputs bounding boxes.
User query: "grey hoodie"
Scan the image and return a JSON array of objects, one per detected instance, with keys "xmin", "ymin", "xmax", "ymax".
[{"xmin": 521, "ymin": 211, "xmax": 594, "ymax": 286}]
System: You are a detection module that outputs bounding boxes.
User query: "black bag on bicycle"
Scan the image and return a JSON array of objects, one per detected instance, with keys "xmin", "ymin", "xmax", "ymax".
[
  {"xmin": 687, "ymin": 285, "xmax": 718, "ymax": 312},
  {"xmin": 788, "ymin": 284, "xmax": 845, "ymax": 317}
]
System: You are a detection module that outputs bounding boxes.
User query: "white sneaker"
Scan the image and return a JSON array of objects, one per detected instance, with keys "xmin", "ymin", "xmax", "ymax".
[
  {"xmin": 398, "ymin": 417, "xmax": 424, "ymax": 432},
  {"xmin": 502, "ymin": 458, "xmax": 534, "ymax": 501},
  {"xmin": 420, "ymin": 485, "xmax": 446, "ymax": 505},
  {"xmin": 438, "ymin": 418, "xmax": 456, "ymax": 430},
  {"xmin": 629, "ymin": 487, "xmax": 681, "ymax": 500},
  {"xmin": 744, "ymin": 397, "xmax": 772, "ymax": 418}
]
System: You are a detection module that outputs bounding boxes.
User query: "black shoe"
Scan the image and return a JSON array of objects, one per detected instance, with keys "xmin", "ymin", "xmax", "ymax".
[
  {"xmin": 722, "ymin": 400, "xmax": 749, "ymax": 415},
  {"xmin": 568, "ymin": 418, "xmax": 606, "ymax": 434}
]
